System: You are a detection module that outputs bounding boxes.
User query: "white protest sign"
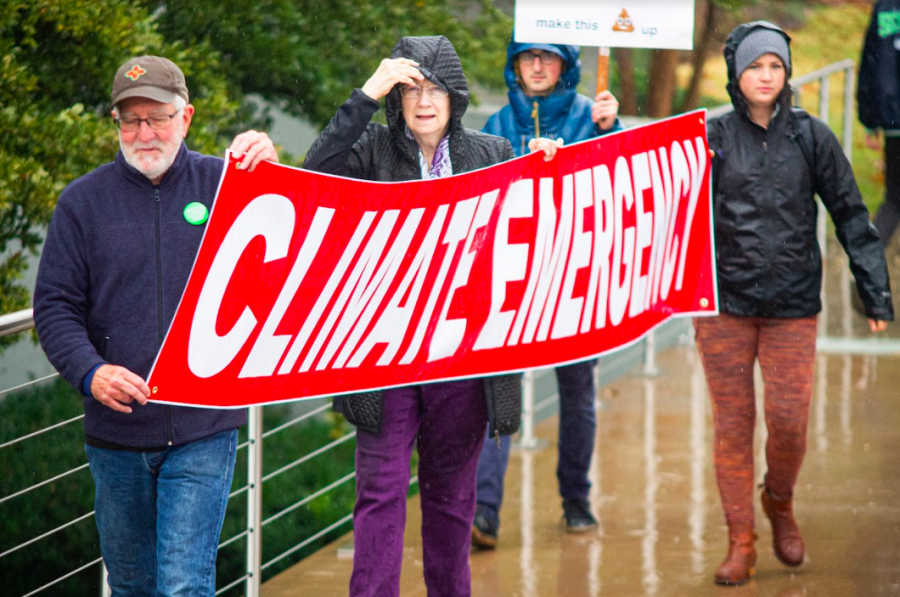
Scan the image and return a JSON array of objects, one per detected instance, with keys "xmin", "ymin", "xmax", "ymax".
[{"xmin": 514, "ymin": 0, "xmax": 696, "ymax": 50}]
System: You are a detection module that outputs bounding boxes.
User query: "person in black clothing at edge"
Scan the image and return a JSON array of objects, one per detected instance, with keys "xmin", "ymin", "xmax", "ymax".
[
  {"xmin": 858, "ymin": 0, "xmax": 900, "ymax": 246},
  {"xmin": 33, "ymin": 56, "xmax": 277, "ymax": 596},
  {"xmin": 700, "ymin": 22, "xmax": 892, "ymax": 586},
  {"xmin": 303, "ymin": 35, "xmax": 562, "ymax": 597}
]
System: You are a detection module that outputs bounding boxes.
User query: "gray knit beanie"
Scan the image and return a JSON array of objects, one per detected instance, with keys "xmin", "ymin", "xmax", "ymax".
[{"xmin": 735, "ymin": 28, "xmax": 791, "ymax": 79}]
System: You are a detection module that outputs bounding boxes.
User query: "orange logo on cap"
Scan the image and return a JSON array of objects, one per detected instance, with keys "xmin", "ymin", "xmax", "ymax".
[
  {"xmin": 124, "ymin": 65, "xmax": 147, "ymax": 81},
  {"xmin": 613, "ymin": 9, "xmax": 634, "ymax": 32}
]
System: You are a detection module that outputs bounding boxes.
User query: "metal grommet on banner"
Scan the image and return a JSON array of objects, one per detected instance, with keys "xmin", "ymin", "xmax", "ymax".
[
  {"xmin": 152, "ymin": 387, "xmax": 158, "ymax": 394},
  {"xmin": 700, "ymin": 298, "xmax": 709, "ymax": 308},
  {"xmin": 699, "ymin": 117, "xmax": 705, "ymax": 124}
]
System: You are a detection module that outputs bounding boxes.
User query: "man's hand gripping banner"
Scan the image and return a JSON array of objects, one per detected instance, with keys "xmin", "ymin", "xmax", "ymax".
[{"xmin": 148, "ymin": 110, "xmax": 716, "ymax": 408}]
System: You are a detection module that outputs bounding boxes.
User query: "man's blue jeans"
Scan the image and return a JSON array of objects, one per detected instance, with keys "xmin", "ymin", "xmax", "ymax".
[
  {"xmin": 475, "ymin": 361, "xmax": 596, "ymax": 524},
  {"xmin": 85, "ymin": 428, "xmax": 238, "ymax": 597}
]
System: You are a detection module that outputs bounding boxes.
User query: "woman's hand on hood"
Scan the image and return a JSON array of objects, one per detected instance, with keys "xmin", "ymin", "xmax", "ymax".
[
  {"xmin": 362, "ymin": 58, "xmax": 424, "ymax": 101},
  {"xmin": 528, "ymin": 137, "xmax": 565, "ymax": 162}
]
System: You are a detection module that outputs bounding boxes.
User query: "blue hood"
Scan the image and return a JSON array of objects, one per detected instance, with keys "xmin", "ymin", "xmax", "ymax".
[
  {"xmin": 503, "ymin": 42, "xmax": 583, "ymax": 136},
  {"xmin": 504, "ymin": 42, "xmax": 582, "ymax": 92},
  {"xmin": 484, "ymin": 40, "xmax": 621, "ymax": 156}
]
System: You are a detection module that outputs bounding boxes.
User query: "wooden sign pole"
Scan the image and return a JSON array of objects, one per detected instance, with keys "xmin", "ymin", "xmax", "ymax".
[{"xmin": 596, "ymin": 46, "xmax": 611, "ymax": 94}]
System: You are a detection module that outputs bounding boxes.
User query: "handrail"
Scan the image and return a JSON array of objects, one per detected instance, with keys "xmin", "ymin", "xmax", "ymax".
[
  {"xmin": 791, "ymin": 58, "xmax": 856, "ymax": 87},
  {"xmin": 0, "ymin": 309, "xmax": 34, "ymax": 336}
]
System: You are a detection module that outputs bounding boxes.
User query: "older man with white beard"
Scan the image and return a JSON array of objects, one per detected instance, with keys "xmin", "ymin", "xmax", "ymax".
[{"xmin": 33, "ymin": 55, "xmax": 277, "ymax": 596}]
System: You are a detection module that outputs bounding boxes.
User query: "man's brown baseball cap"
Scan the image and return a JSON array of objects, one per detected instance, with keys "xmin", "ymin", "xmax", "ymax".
[{"xmin": 111, "ymin": 56, "xmax": 189, "ymax": 107}]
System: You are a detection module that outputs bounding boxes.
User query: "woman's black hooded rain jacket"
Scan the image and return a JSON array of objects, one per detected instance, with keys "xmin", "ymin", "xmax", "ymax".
[{"xmin": 708, "ymin": 22, "xmax": 893, "ymax": 320}]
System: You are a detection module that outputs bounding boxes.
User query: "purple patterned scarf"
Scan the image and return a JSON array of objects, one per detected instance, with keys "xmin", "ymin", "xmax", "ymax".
[{"xmin": 407, "ymin": 127, "xmax": 452, "ymax": 179}]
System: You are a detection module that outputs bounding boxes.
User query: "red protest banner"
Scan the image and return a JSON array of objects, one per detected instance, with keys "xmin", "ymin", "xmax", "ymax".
[{"xmin": 147, "ymin": 110, "xmax": 716, "ymax": 408}]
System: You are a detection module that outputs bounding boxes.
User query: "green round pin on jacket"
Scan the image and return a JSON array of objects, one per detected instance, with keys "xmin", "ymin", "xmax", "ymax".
[{"xmin": 183, "ymin": 202, "xmax": 209, "ymax": 225}]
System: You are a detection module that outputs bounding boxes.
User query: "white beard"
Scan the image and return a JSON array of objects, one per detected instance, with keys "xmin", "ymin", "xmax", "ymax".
[{"xmin": 120, "ymin": 120, "xmax": 185, "ymax": 183}]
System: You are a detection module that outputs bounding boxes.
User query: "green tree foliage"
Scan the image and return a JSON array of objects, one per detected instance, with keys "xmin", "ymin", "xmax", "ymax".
[
  {"xmin": 0, "ymin": 0, "xmax": 247, "ymax": 318},
  {"xmin": 140, "ymin": 0, "xmax": 513, "ymax": 128},
  {"xmin": 1, "ymin": 0, "xmax": 511, "ymax": 320}
]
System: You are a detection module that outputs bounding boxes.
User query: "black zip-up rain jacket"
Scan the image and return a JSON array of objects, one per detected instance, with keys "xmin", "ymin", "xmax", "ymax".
[{"xmin": 708, "ymin": 22, "xmax": 893, "ymax": 320}]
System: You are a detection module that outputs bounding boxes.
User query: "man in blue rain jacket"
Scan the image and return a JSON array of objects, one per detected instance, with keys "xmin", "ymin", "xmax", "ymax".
[{"xmin": 474, "ymin": 41, "xmax": 622, "ymax": 548}]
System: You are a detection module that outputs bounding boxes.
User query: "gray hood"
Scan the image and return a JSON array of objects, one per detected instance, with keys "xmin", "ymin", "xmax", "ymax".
[{"xmin": 385, "ymin": 36, "xmax": 470, "ymax": 166}]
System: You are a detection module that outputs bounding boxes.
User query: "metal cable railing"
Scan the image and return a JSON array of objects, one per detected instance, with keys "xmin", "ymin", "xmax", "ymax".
[
  {"xmin": 0, "ymin": 59, "xmax": 865, "ymax": 597},
  {"xmin": 0, "ymin": 313, "xmax": 359, "ymax": 597}
]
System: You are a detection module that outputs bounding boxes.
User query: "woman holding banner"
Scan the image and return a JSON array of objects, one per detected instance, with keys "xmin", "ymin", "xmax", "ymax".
[
  {"xmin": 700, "ymin": 21, "xmax": 893, "ymax": 585},
  {"xmin": 304, "ymin": 35, "xmax": 558, "ymax": 597}
]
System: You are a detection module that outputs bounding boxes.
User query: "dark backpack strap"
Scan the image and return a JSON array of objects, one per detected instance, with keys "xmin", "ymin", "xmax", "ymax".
[{"xmin": 790, "ymin": 107, "xmax": 818, "ymax": 190}]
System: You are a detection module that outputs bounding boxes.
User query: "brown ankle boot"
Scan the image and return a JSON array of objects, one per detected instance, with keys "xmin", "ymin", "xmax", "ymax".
[
  {"xmin": 761, "ymin": 486, "xmax": 805, "ymax": 567},
  {"xmin": 714, "ymin": 522, "xmax": 757, "ymax": 585}
]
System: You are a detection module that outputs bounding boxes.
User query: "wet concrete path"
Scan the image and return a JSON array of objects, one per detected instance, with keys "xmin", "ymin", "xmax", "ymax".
[{"xmin": 263, "ymin": 343, "xmax": 900, "ymax": 596}]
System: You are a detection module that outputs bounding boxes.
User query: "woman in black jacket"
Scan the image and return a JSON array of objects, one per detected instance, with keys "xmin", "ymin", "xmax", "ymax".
[
  {"xmin": 304, "ymin": 35, "xmax": 557, "ymax": 597},
  {"xmin": 699, "ymin": 21, "xmax": 893, "ymax": 585}
]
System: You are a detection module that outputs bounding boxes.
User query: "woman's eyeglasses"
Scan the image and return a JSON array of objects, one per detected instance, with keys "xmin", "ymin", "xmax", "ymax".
[{"xmin": 400, "ymin": 85, "xmax": 450, "ymax": 99}]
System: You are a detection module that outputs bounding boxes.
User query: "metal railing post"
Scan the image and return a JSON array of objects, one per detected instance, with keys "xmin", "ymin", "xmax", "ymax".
[
  {"xmin": 642, "ymin": 331, "xmax": 659, "ymax": 376},
  {"xmin": 517, "ymin": 371, "xmax": 539, "ymax": 449},
  {"xmin": 245, "ymin": 406, "xmax": 264, "ymax": 597},
  {"xmin": 842, "ymin": 65, "xmax": 856, "ymax": 160},
  {"xmin": 100, "ymin": 563, "xmax": 110, "ymax": 597},
  {"xmin": 817, "ymin": 75, "xmax": 830, "ymax": 336},
  {"xmin": 819, "ymin": 76, "xmax": 830, "ymax": 125}
]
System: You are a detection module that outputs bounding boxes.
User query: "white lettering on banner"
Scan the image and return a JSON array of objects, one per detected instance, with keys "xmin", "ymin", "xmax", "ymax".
[
  {"xmin": 299, "ymin": 211, "xmax": 399, "ymax": 372},
  {"xmin": 475, "ymin": 181, "xmax": 532, "ymax": 351},
  {"xmin": 585, "ymin": 165, "xmax": 613, "ymax": 331},
  {"xmin": 609, "ymin": 157, "xmax": 635, "ymax": 326},
  {"xmin": 352, "ymin": 205, "xmax": 450, "ymax": 366},
  {"xmin": 184, "ymin": 132, "xmax": 708, "ymax": 379},
  {"xmin": 661, "ymin": 141, "xmax": 689, "ymax": 300},
  {"xmin": 552, "ymin": 170, "xmax": 592, "ymax": 339},
  {"xmin": 312, "ymin": 210, "xmax": 408, "ymax": 371},
  {"xmin": 646, "ymin": 147, "xmax": 672, "ymax": 310},
  {"xmin": 403, "ymin": 198, "xmax": 476, "ymax": 364},
  {"xmin": 429, "ymin": 191, "xmax": 498, "ymax": 362},
  {"xmin": 239, "ymin": 208, "xmax": 334, "ymax": 378},
  {"xmin": 188, "ymin": 194, "xmax": 297, "ymax": 378},
  {"xmin": 330, "ymin": 209, "xmax": 425, "ymax": 369},
  {"xmin": 277, "ymin": 212, "xmax": 377, "ymax": 374},
  {"xmin": 511, "ymin": 178, "xmax": 573, "ymax": 345},
  {"xmin": 629, "ymin": 152, "xmax": 653, "ymax": 319},
  {"xmin": 535, "ymin": 176, "xmax": 574, "ymax": 343},
  {"xmin": 676, "ymin": 137, "xmax": 708, "ymax": 291}
]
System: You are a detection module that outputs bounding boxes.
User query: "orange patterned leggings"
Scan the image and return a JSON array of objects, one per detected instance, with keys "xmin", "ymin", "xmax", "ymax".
[{"xmin": 694, "ymin": 314, "xmax": 818, "ymax": 526}]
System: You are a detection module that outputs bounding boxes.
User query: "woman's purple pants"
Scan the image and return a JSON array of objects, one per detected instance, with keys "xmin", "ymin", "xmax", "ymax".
[{"xmin": 348, "ymin": 379, "xmax": 488, "ymax": 597}]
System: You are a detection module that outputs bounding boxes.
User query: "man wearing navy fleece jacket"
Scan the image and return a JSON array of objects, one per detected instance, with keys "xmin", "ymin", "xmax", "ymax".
[{"xmin": 33, "ymin": 56, "xmax": 276, "ymax": 596}]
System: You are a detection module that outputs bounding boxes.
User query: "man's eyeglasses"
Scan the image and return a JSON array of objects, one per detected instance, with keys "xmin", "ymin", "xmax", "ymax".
[
  {"xmin": 400, "ymin": 85, "xmax": 450, "ymax": 99},
  {"xmin": 517, "ymin": 51, "xmax": 562, "ymax": 65},
  {"xmin": 113, "ymin": 111, "xmax": 182, "ymax": 132}
]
